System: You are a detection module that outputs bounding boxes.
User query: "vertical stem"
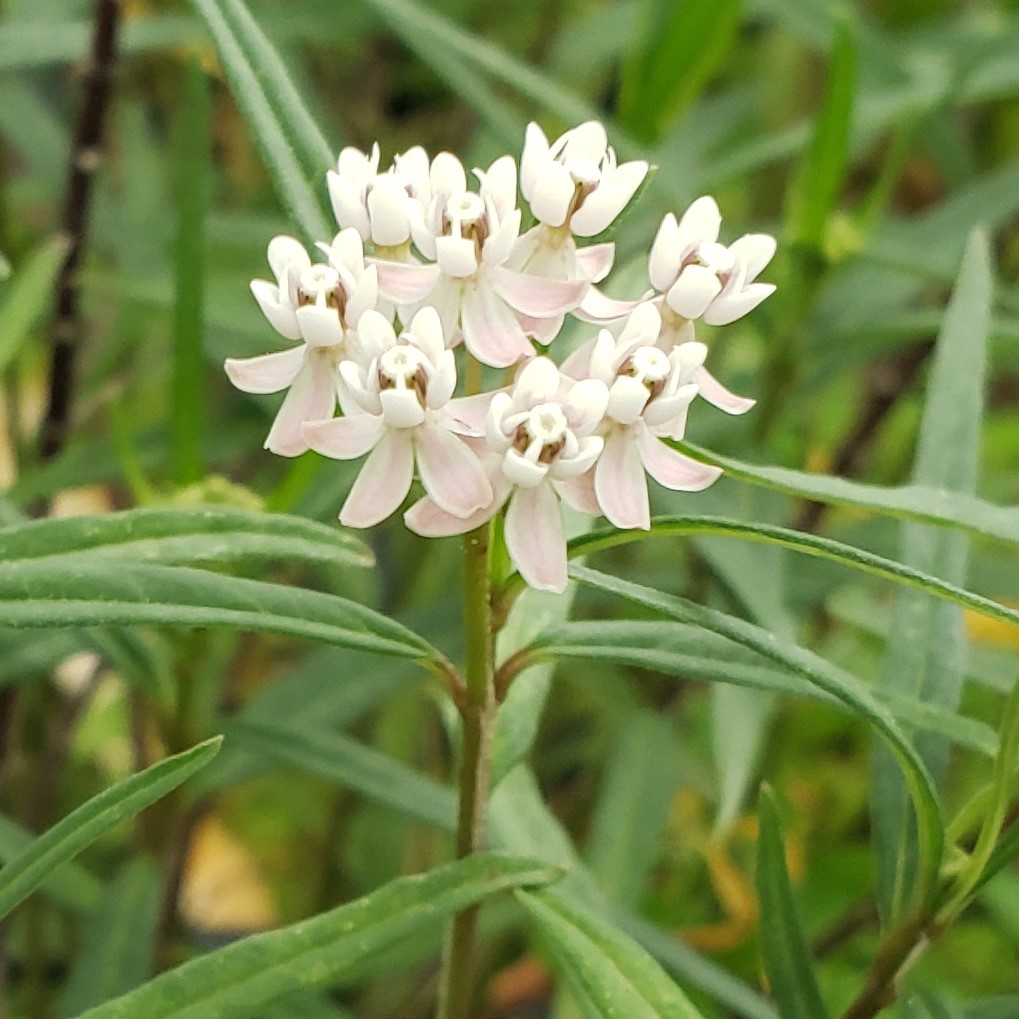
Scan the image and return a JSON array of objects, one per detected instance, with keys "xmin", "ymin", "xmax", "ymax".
[{"xmin": 437, "ymin": 519, "xmax": 497, "ymax": 1019}]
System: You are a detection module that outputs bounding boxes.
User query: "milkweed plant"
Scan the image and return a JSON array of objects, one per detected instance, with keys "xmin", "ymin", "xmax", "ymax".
[{"xmin": 2, "ymin": 3, "xmax": 1019, "ymax": 1019}]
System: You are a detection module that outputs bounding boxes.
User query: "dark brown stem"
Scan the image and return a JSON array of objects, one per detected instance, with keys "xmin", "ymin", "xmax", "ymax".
[
  {"xmin": 39, "ymin": 0, "xmax": 121, "ymax": 460},
  {"xmin": 811, "ymin": 899, "xmax": 879, "ymax": 959}
]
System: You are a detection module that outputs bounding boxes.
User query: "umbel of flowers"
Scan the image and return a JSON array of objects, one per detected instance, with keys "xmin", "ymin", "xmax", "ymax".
[{"xmin": 226, "ymin": 121, "xmax": 776, "ymax": 593}]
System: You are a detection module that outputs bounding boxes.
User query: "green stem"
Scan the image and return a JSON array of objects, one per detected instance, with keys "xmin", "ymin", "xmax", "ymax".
[{"xmin": 437, "ymin": 520, "xmax": 497, "ymax": 1019}]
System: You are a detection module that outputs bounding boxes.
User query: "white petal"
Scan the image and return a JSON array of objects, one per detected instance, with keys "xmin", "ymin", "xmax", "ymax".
[
  {"xmin": 328, "ymin": 228, "xmax": 367, "ymax": 278},
  {"xmin": 515, "ymin": 356, "xmax": 561, "ymax": 403},
  {"xmin": 380, "ymin": 388, "xmax": 426, "ymax": 428},
  {"xmin": 575, "ymin": 242, "xmax": 614, "ymax": 283},
  {"xmin": 505, "ymin": 484, "xmax": 568, "ymax": 593},
  {"xmin": 425, "ymin": 349, "xmax": 457, "ymax": 408},
  {"xmin": 520, "ymin": 122, "xmax": 551, "ymax": 200},
  {"xmin": 703, "ymin": 282, "xmax": 776, "ymax": 326},
  {"xmin": 576, "ymin": 286, "xmax": 648, "ymax": 324},
  {"xmin": 477, "ymin": 155, "xmax": 517, "ymax": 219},
  {"xmin": 407, "ymin": 305, "xmax": 446, "ymax": 362},
  {"xmin": 489, "ymin": 265, "xmax": 588, "ymax": 317},
  {"xmin": 675, "ymin": 196, "xmax": 721, "ymax": 254},
  {"xmin": 436, "ymin": 235, "xmax": 479, "ymax": 277},
  {"xmin": 367, "ymin": 183, "xmax": 412, "ymax": 246},
  {"xmin": 648, "ymin": 213, "xmax": 681, "ymax": 292},
  {"xmin": 502, "ymin": 449, "xmax": 549, "ymax": 488},
  {"xmin": 552, "ymin": 434, "xmax": 603, "ymax": 479},
  {"xmin": 460, "ymin": 283, "xmax": 533, "ymax": 368},
  {"xmin": 569, "ymin": 160, "xmax": 648, "ymax": 236},
  {"xmin": 340, "ymin": 430, "xmax": 415, "ymax": 528},
  {"xmin": 666, "ymin": 265, "xmax": 723, "ymax": 320},
  {"xmin": 296, "ymin": 304, "xmax": 344, "ymax": 349},
  {"xmin": 637, "ymin": 426, "xmax": 722, "ymax": 491},
  {"xmin": 415, "ymin": 422, "xmax": 493, "ymax": 517},
  {"xmin": 529, "ymin": 161, "xmax": 574, "ymax": 228},
  {"xmin": 728, "ymin": 233, "xmax": 777, "ymax": 282},
  {"xmin": 264, "ymin": 357, "xmax": 337, "ymax": 457},
  {"xmin": 607, "ymin": 376, "xmax": 651, "ymax": 425},
  {"xmin": 430, "ymin": 152, "xmax": 467, "ymax": 198},
  {"xmin": 225, "ymin": 345, "xmax": 305, "ymax": 394},
  {"xmin": 354, "ymin": 309, "xmax": 396, "ymax": 362},
  {"xmin": 560, "ymin": 121, "xmax": 608, "ymax": 162},
  {"xmin": 327, "ymin": 172, "xmax": 371, "ymax": 240},
  {"xmin": 250, "ymin": 280, "xmax": 300, "ymax": 340},
  {"xmin": 302, "ymin": 413, "xmax": 385, "ymax": 459},
  {"xmin": 565, "ymin": 377, "xmax": 609, "ymax": 433},
  {"xmin": 445, "ymin": 390, "xmax": 499, "ymax": 435},
  {"xmin": 482, "ymin": 209, "xmax": 521, "ymax": 267},
  {"xmin": 267, "ymin": 235, "xmax": 310, "ymax": 284},
  {"xmin": 594, "ymin": 428, "xmax": 649, "ymax": 530},
  {"xmin": 556, "ymin": 471, "xmax": 600, "ymax": 516},
  {"xmin": 694, "ymin": 365, "xmax": 756, "ymax": 415}
]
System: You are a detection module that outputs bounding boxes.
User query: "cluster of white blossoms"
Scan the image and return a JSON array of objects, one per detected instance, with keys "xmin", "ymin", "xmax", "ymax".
[{"xmin": 225, "ymin": 121, "xmax": 776, "ymax": 592}]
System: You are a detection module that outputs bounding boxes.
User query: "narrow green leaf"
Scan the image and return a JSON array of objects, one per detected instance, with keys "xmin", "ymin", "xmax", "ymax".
[
  {"xmin": 171, "ymin": 58, "xmax": 211, "ymax": 486},
  {"xmin": 0, "ymin": 235, "xmax": 69, "ymax": 375},
  {"xmin": 756, "ymin": 787, "xmax": 830, "ymax": 1019},
  {"xmin": 189, "ymin": 0, "xmax": 330, "ymax": 240},
  {"xmin": 0, "ymin": 739, "xmax": 221, "ymax": 919},
  {"xmin": 518, "ymin": 889, "xmax": 707, "ymax": 1019},
  {"xmin": 76, "ymin": 854, "xmax": 559, "ymax": 1019},
  {"xmin": 785, "ymin": 18, "xmax": 856, "ymax": 250},
  {"xmin": 0, "ymin": 506, "xmax": 372, "ymax": 570},
  {"xmin": 965, "ymin": 995, "xmax": 1019, "ymax": 1019},
  {"xmin": 620, "ymin": 0, "xmax": 740, "ymax": 143},
  {"xmin": 58, "ymin": 859, "xmax": 162, "ymax": 1017},
  {"xmin": 670, "ymin": 447, "xmax": 1019, "ymax": 546},
  {"xmin": 873, "ymin": 227, "xmax": 991, "ymax": 922},
  {"xmin": 568, "ymin": 565, "xmax": 945, "ymax": 912},
  {"xmin": 566, "ymin": 515, "xmax": 1019, "ymax": 635},
  {"xmin": 0, "ymin": 561, "xmax": 436, "ymax": 660}
]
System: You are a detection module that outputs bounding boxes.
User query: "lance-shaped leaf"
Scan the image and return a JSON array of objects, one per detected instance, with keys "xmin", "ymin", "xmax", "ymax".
[
  {"xmin": 0, "ymin": 739, "xmax": 221, "ymax": 919},
  {"xmin": 76, "ymin": 854, "xmax": 559, "ymax": 1019}
]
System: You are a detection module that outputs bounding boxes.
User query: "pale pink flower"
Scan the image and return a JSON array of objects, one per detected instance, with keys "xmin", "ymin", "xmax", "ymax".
[
  {"xmin": 224, "ymin": 230, "xmax": 380, "ymax": 456},
  {"xmin": 406, "ymin": 357, "xmax": 608, "ymax": 592},
  {"xmin": 580, "ymin": 304, "xmax": 722, "ymax": 530},
  {"xmin": 301, "ymin": 307, "xmax": 492, "ymax": 528},
  {"xmin": 371, "ymin": 153, "xmax": 588, "ymax": 367}
]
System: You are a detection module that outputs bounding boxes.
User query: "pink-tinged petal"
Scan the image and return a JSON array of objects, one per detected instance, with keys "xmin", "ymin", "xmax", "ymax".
[
  {"xmin": 694, "ymin": 365, "xmax": 756, "ymax": 415},
  {"xmin": 649, "ymin": 213, "xmax": 680, "ymax": 292},
  {"xmin": 265, "ymin": 356, "xmax": 337, "ymax": 457},
  {"xmin": 430, "ymin": 151, "xmax": 467, "ymax": 198},
  {"xmin": 636, "ymin": 426, "xmax": 722, "ymax": 491},
  {"xmin": 728, "ymin": 233, "xmax": 776, "ymax": 281},
  {"xmin": 520, "ymin": 123, "xmax": 551, "ymax": 199},
  {"xmin": 405, "ymin": 483, "xmax": 505, "ymax": 537},
  {"xmin": 250, "ymin": 280, "xmax": 301, "ymax": 340},
  {"xmin": 560, "ymin": 335, "xmax": 598, "ymax": 380},
  {"xmin": 367, "ymin": 182, "xmax": 412, "ymax": 246},
  {"xmin": 675, "ymin": 196, "xmax": 721, "ymax": 253},
  {"xmin": 505, "ymin": 483, "xmax": 568, "ymax": 592},
  {"xmin": 372, "ymin": 259, "xmax": 441, "ymax": 304},
  {"xmin": 340, "ymin": 429, "xmax": 415, "ymax": 528},
  {"xmin": 666, "ymin": 265, "xmax": 722, "ymax": 320},
  {"xmin": 296, "ymin": 304, "xmax": 344, "ymax": 349},
  {"xmin": 575, "ymin": 242, "xmax": 615, "ymax": 283},
  {"xmin": 529, "ymin": 161, "xmax": 574, "ymax": 227},
  {"xmin": 489, "ymin": 266, "xmax": 588, "ymax": 317},
  {"xmin": 519, "ymin": 313, "xmax": 564, "ymax": 345},
  {"xmin": 575, "ymin": 286, "xmax": 648, "ymax": 324},
  {"xmin": 444, "ymin": 390, "xmax": 500, "ymax": 435},
  {"xmin": 267, "ymin": 235, "xmax": 310, "ymax": 284},
  {"xmin": 502, "ymin": 449, "xmax": 549, "ymax": 488},
  {"xmin": 595, "ymin": 428, "xmax": 649, "ymax": 530},
  {"xmin": 302, "ymin": 413, "xmax": 385, "ymax": 459},
  {"xmin": 482, "ymin": 209, "xmax": 521, "ymax": 267},
  {"xmin": 460, "ymin": 283, "xmax": 533, "ymax": 368},
  {"xmin": 224, "ymin": 345, "xmax": 305, "ymax": 394},
  {"xmin": 703, "ymin": 282, "xmax": 776, "ymax": 326},
  {"xmin": 346, "ymin": 263, "xmax": 379, "ymax": 325},
  {"xmin": 436, "ymin": 235, "xmax": 479, "ymax": 277},
  {"xmin": 415, "ymin": 421, "xmax": 493, "ymax": 517},
  {"xmin": 327, "ymin": 173, "xmax": 371, "ymax": 240},
  {"xmin": 570, "ymin": 161, "xmax": 649, "ymax": 236},
  {"xmin": 556, "ymin": 470, "xmax": 600, "ymax": 516}
]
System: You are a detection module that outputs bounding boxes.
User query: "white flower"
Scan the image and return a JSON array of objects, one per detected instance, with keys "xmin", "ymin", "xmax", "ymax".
[
  {"xmin": 327, "ymin": 144, "xmax": 431, "ymax": 251},
  {"xmin": 649, "ymin": 197, "xmax": 776, "ymax": 326},
  {"xmin": 372, "ymin": 153, "xmax": 589, "ymax": 367},
  {"xmin": 301, "ymin": 307, "xmax": 492, "ymax": 528},
  {"xmin": 224, "ymin": 230, "xmax": 379, "ymax": 456},
  {"xmin": 406, "ymin": 357, "xmax": 608, "ymax": 592}
]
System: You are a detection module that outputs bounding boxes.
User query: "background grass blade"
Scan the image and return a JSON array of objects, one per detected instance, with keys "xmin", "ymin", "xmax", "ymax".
[
  {"xmin": 756, "ymin": 787, "xmax": 830, "ymax": 1019},
  {"xmin": 76, "ymin": 854, "xmax": 559, "ymax": 1019},
  {"xmin": 0, "ymin": 739, "xmax": 221, "ymax": 919}
]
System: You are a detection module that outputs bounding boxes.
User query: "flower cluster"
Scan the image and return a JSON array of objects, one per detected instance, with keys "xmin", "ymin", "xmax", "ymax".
[{"xmin": 226, "ymin": 121, "xmax": 776, "ymax": 592}]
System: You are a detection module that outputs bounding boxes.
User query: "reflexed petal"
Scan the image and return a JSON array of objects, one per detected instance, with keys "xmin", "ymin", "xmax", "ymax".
[
  {"xmin": 643, "ymin": 385, "xmax": 696, "ymax": 434},
  {"xmin": 728, "ymin": 233, "xmax": 777, "ymax": 281},
  {"xmin": 694, "ymin": 365, "xmax": 756, "ymax": 414},
  {"xmin": 520, "ymin": 313, "xmax": 564, "ymax": 345},
  {"xmin": 482, "ymin": 209, "xmax": 521, "ymax": 267},
  {"xmin": 445, "ymin": 390, "xmax": 499, "ymax": 435},
  {"xmin": 430, "ymin": 151, "xmax": 467, "ymax": 198},
  {"xmin": 575, "ymin": 242, "xmax": 614, "ymax": 282},
  {"xmin": 505, "ymin": 484, "xmax": 568, "ymax": 593},
  {"xmin": 267, "ymin": 235, "xmax": 310, "ymax": 283},
  {"xmin": 415, "ymin": 421, "xmax": 493, "ymax": 516},
  {"xmin": 520, "ymin": 122, "xmax": 551, "ymax": 199},
  {"xmin": 529, "ymin": 161, "xmax": 574, "ymax": 227},
  {"xmin": 502, "ymin": 449, "xmax": 549, "ymax": 488},
  {"xmin": 570, "ymin": 161, "xmax": 648, "ymax": 236},
  {"xmin": 265, "ymin": 357, "xmax": 337, "ymax": 457},
  {"xmin": 489, "ymin": 266, "xmax": 588, "ymax": 317},
  {"xmin": 367, "ymin": 182, "xmax": 412, "ymax": 246},
  {"xmin": 675, "ymin": 196, "xmax": 721, "ymax": 253},
  {"xmin": 556, "ymin": 470, "xmax": 600, "ymax": 516},
  {"xmin": 405, "ymin": 484, "xmax": 504, "ymax": 537},
  {"xmin": 637, "ymin": 426, "xmax": 722, "ymax": 491},
  {"xmin": 250, "ymin": 280, "xmax": 301, "ymax": 339},
  {"xmin": 340, "ymin": 430, "xmax": 415, "ymax": 528},
  {"xmin": 302, "ymin": 413, "xmax": 385, "ymax": 459},
  {"xmin": 576, "ymin": 286, "xmax": 648, "ymax": 324},
  {"xmin": 224, "ymin": 345, "xmax": 305, "ymax": 394},
  {"xmin": 373, "ymin": 259, "xmax": 441, "ymax": 304},
  {"xmin": 296, "ymin": 304, "xmax": 344, "ymax": 348},
  {"xmin": 595, "ymin": 428, "xmax": 649, "ymax": 530},
  {"xmin": 460, "ymin": 283, "xmax": 533, "ymax": 368},
  {"xmin": 703, "ymin": 282, "xmax": 776, "ymax": 326},
  {"xmin": 666, "ymin": 265, "xmax": 722, "ymax": 320},
  {"xmin": 380, "ymin": 389, "xmax": 426, "ymax": 428},
  {"xmin": 436, "ymin": 235, "xmax": 479, "ymax": 278}
]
